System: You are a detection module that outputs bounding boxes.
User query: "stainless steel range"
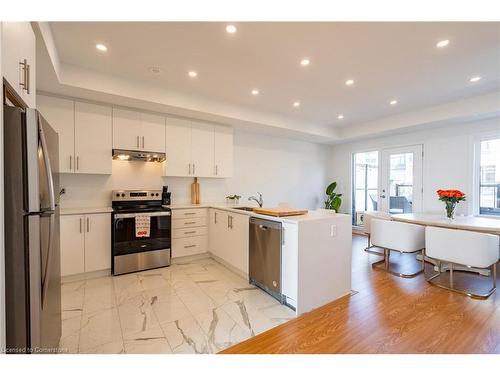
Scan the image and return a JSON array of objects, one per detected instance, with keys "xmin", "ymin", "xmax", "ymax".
[{"xmin": 112, "ymin": 190, "xmax": 171, "ymax": 275}]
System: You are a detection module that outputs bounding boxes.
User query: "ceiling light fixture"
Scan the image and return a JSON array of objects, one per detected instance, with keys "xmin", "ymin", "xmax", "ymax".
[
  {"xmin": 96, "ymin": 44, "xmax": 108, "ymax": 52},
  {"xmin": 345, "ymin": 79, "xmax": 354, "ymax": 86},
  {"xmin": 293, "ymin": 101, "xmax": 300, "ymax": 107},
  {"xmin": 251, "ymin": 89, "xmax": 259, "ymax": 95},
  {"xmin": 300, "ymin": 58, "xmax": 310, "ymax": 66},
  {"xmin": 436, "ymin": 39, "xmax": 450, "ymax": 48},
  {"xmin": 188, "ymin": 71, "xmax": 198, "ymax": 78},
  {"xmin": 469, "ymin": 76, "xmax": 482, "ymax": 83},
  {"xmin": 390, "ymin": 99, "xmax": 398, "ymax": 105},
  {"xmin": 226, "ymin": 25, "xmax": 237, "ymax": 34},
  {"xmin": 337, "ymin": 114, "xmax": 344, "ymax": 120}
]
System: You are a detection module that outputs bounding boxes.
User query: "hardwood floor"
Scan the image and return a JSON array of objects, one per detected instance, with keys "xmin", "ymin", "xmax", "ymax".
[{"xmin": 221, "ymin": 234, "xmax": 500, "ymax": 354}]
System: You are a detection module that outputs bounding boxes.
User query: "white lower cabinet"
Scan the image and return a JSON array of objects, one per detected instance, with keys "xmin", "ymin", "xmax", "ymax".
[
  {"xmin": 208, "ymin": 209, "xmax": 249, "ymax": 275},
  {"xmin": 281, "ymin": 222, "xmax": 298, "ymax": 305},
  {"xmin": 171, "ymin": 208, "xmax": 208, "ymax": 258},
  {"xmin": 60, "ymin": 213, "xmax": 111, "ymax": 277}
]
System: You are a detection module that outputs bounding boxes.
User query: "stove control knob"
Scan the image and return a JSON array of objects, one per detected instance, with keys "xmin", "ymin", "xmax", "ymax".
[
  {"xmin": 155, "ymin": 193, "xmax": 159, "ymax": 196},
  {"xmin": 151, "ymin": 193, "xmax": 154, "ymax": 197},
  {"xmin": 121, "ymin": 193, "xmax": 125, "ymax": 197},
  {"xmin": 116, "ymin": 193, "xmax": 119, "ymax": 197}
]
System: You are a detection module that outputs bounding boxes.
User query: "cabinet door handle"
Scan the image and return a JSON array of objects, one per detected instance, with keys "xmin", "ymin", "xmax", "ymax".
[
  {"xmin": 137, "ymin": 136, "xmax": 140, "ymax": 148},
  {"xmin": 214, "ymin": 212, "xmax": 217, "ymax": 224},
  {"xmin": 184, "ymin": 231, "xmax": 196, "ymax": 235},
  {"xmin": 19, "ymin": 59, "xmax": 29, "ymax": 93},
  {"xmin": 184, "ymin": 244, "xmax": 196, "ymax": 249},
  {"xmin": 69, "ymin": 155, "xmax": 72, "ymax": 171},
  {"xmin": 282, "ymin": 227, "xmax": 285, "ymax": 245},
  {"xmin": 142, "ymin": 136, "xmax": 145, "ymax": 149},
  {"xmin": 215, "ymin": 165, "xmax": 218, "ymax": 176},
  {"xmin": 188, "ymin": 163, "xmax": 191, "ymax": 175},
  {"xmin": 76, "ymin": 156, "xmax": 79, "ymax": 171},
  {"xmin": 26, "ymin": 62, "xmax": 30, "ymax": 94},
  {"xmin": 79, "ymin": 218, "xmax": 82, "ymax": 233},
  {"xmin": 184, "ymin": 221, "xmax": 196, "ymax": 225},
  {"xmin": 193, "ymin": 163, "xmax": 196, "ymax": 175},
  {"xmin": 86, "ymin": 217, "xmax": 90, "ymax": 232}
]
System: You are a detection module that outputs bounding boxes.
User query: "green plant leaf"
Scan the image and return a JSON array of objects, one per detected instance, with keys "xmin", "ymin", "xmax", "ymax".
[{"xmin": 326, "ymin": 181, "xmax": 337, "ymax": 195}]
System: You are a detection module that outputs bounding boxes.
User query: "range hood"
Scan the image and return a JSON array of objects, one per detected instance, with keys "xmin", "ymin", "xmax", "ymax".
[{"xmin": 112, "ymin": 149, "xmax": 166, "ymax": 162}]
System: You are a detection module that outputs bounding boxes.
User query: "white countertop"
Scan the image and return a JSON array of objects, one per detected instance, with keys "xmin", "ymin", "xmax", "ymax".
[
  {"xmin": 60, "ymin": 207, "xmax": 113, "ymax": 215},
  {"xmin": 165, "ymin": 202, "xmax": 347, "ymax": 223}
]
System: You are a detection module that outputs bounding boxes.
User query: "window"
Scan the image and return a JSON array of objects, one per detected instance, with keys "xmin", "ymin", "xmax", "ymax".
[
  {"xmin": 479, "ymin": 138, "xmax": 500, "ymax": 216},
  {"xmin": 352, "ymin": 151, "xmax": 378, "ymax": 225}
]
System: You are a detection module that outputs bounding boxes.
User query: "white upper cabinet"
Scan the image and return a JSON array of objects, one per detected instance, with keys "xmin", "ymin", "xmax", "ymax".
[
  {"xmin": 37, "ymin": 95, "xmax": 112, "ymax": 175},
  {"xmin": 112, "ymin": 108, "xmax": 142, "ymax": 150},
  {"xmin": 74, "ymin": 102, "xmax": 112, "ymax": 174},
  {"xmin": 37, "ymin": 95, "xmax": 75, "ymax": 173},
  {"xmin": 2, "ymin": 22, "xmax": 36, "ymax": 108},
  {"xmin": 191, "ymin": 122, "xmax": 215, "ymax": 177},
  {"xmin": 141, "ymin": 112, "xmax": 166, "ymax": 153},
  {"xmin": 165, "ymin": 117, "xmax": 192, "ymax": 177},
  {"xmin": 214, "ymin": 125, "xmax": 233, "ymax": 178},
  {"xmin": 164, "ymin": 119, "xmax": 233, "ymax": 178},
  {"xmin": 113, "ymin": 108, "xmax": 166, "ymax": 152}
]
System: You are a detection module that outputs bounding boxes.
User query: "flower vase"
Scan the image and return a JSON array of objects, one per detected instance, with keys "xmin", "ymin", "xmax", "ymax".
[{"xmin": 445, "ymin": 201, "xmax": 457, "ymax": 219}]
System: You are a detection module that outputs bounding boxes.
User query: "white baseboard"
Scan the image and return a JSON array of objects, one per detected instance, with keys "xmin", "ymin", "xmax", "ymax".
[
  {"xmin": 208, "ymin": 252, "xmax": 248, "ymax": 280},
  {"xmin": 61, "ymin": 269, "xmax": 111, "ymax": 283}
]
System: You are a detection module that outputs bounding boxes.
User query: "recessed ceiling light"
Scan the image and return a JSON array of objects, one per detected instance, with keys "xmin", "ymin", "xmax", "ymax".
[
  {"xmin": 390, "ymin": 99, "xmax": 398, "ymax": 105},
  {"xmin": 293, "ymin": 101, "xmax": 300, "ymax": 107},
  {"xmin": 188, "ymin": 71, "xmax": 198, "ymax": 78},
  {"xmin": 345, "ymin": 79, "xmax": 354, "ymax": 86},
  {"xmin": 469, "ymin": 76, "xmax": 482, "ymax": 83},
  {"xmin": 436, "ymin": 39, "xmax": 450, "ymax": 48},
  {"xmin": 337, "ymin": 114, "xmax": 344, "ymax": 120},
  {"xmin": 251, "ymin": 89, "xmax": 259, "ymax": 95},
  {"xmin": 300, "ymin": 58, "xmax": 310, "ymax": 66},
  {"xmin": 96, "ymin": 44, "xmax": 108, "ymax": 52},
  {"xmin": 226, "ymin": 25, "xmax": 237, "ymax": 34}
]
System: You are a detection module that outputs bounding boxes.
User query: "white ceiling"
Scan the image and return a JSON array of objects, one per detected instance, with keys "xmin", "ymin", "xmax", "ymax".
[{"xmin": 45, "ymin": 22, "xmax": 500, "ymax": 128}]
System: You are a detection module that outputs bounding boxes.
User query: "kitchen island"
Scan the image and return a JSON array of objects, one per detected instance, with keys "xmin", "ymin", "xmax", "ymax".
[{"xmin": 167, "ymin": 203, "xmax": 352, "ymax": 316}]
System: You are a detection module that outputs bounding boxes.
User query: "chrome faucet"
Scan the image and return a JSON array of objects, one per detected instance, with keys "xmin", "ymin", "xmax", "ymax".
[{"xmin": 248, "ymin": 192, "xmax": 263, "ymax": 207}]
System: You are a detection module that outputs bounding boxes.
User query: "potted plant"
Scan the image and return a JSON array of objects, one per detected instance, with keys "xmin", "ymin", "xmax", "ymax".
[
  {"xmin": 226, "ymin": 194, "xmax": 241, "ymax": 205},
  {"xmin": 436, "ymin": 189, "xmax": 466, "ymax": 219},
  {"xmin": 325, "ymin": 182, "xmax": 342, "ymax": 212}
]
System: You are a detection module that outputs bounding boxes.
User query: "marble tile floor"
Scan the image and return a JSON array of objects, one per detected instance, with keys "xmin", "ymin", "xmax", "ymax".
[{"xmin": 59, "ymin": 257, "xmax": 296, "ymax": 354}]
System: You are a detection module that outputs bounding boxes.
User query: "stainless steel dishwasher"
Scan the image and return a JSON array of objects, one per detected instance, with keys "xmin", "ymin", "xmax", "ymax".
[{"xmin": 249, "ymin": 217, "xmax": 284, "ymax": 303}]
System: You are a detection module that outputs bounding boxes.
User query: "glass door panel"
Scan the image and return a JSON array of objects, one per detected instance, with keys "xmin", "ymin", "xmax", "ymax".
[
  {"xmin": 352, "ymin": 151, "xmax": 379, "ymax": 225},
  {"xmin": 380, "ymin": 145, "xmax": 423, "ymax": 214}
]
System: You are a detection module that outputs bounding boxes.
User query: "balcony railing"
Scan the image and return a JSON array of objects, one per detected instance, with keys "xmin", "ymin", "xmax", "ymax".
[{"xmin": 479, "ymin": 183, "xmax": 500, "ymax": 216}]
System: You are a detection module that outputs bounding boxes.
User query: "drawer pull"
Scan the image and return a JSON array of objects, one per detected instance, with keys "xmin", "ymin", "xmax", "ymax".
[
  {"xmin": 184, "ymin": 212, "xmax": 196, "ymax": 216},
  {"xmin": 184, "ymin": 221, "xmax": 196, "ymax": 225},
  {"xmin": 184, "ymin": 231, "xmax": 196, "ymax": 235},
  {"xmin": 184, "ymin": 244, "xmax": 196, "ymax": 248}
]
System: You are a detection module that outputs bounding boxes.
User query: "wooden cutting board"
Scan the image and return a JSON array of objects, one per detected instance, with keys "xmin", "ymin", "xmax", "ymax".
[{"xmin": 253, "ymin": 207, "xmax": 308, "ymax": 217}]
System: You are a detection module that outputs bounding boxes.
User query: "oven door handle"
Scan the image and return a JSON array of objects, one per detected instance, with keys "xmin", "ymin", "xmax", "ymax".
[{"xmin": 114, "ymin": 212, "xmax": 171, "ymax": 219}]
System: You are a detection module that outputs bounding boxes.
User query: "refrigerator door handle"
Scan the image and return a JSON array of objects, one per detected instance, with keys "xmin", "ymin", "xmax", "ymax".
[
  {"xmin": 38, "ymin": 113, "xmax": 56, "ymax": 211},
  {"xmin": 41, "ymin": 213, "xmax": 55, "ymax": 309}
]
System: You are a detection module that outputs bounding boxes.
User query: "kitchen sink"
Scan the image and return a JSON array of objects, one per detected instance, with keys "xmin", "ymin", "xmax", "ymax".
[{"xmin": 233, "ymin": 207, "xmax": 256, "ymax": 212}]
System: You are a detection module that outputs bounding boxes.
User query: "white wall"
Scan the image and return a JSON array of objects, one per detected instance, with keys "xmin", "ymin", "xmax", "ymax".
[
  {"xmin": 59, "ymin": 129, "xmax": 330, "ymax": 210},
  {"xmin": 329, "ymin": 117, "xmax": 500, "ymax": 216}
]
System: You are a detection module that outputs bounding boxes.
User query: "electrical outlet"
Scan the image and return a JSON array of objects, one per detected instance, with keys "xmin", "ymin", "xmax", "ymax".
[{"xmin": 330, "ymin": 224, "xmax": 337, "ymax": 237}]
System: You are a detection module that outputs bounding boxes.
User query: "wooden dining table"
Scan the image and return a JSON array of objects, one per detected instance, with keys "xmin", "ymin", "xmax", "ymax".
[
  {"xmin": 391, "ymin": 213, "xmax": 500, "ymax": 235},
  {"xmin": 391, "ymin": 213, "xmax": 500, "ymax": 275}
]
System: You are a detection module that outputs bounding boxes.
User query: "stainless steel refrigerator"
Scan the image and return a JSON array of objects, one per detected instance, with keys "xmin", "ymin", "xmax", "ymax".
[{"xmin": 4, "ymin": 106, "xmax": 61, "ymax": 353}]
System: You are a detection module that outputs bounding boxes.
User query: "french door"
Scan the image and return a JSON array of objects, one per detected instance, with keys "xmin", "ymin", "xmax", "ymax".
[
  {"xmin": 379, "ymin": 145, "xmax": 423, "ymax": 214},
  {"xmin": 352, "ymin": 145, "xmax": 423, "ymax": 225}
]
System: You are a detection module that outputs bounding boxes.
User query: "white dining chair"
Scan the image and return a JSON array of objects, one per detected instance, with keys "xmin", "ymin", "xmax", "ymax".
[
  {"xmin": 362, "ymin": 211, "xmax": 392, "ymax": 255},
  {"xmin": 370, "ymin": 219, "xmax": 426, "ymax": 278},
  {"xmin": 424, "ymin": 226, "xmax": 499, "ymax": 299}
]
